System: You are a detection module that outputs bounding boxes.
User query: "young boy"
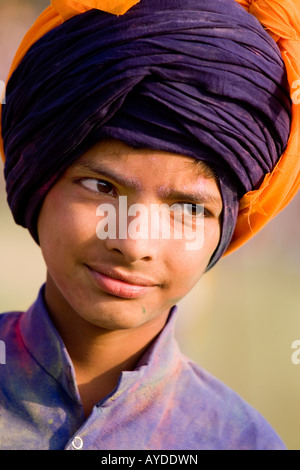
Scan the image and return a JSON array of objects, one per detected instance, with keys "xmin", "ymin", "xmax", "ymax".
[{"xmin": 0, "ymin": 0, "xmax": 299, "ymax": 450}]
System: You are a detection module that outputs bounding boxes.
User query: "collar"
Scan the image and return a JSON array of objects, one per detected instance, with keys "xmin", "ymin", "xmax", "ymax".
[{"xmin": 19, "ymin": 285, "xmax": 181, "ymax": 404}]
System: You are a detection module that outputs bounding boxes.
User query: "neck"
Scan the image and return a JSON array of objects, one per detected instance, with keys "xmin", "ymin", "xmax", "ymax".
[
  {"xmin": 44, "ymin": 280, "xmax": 170, "ymax": 417},
  {"xmin": 69, "ymin": 324, "xmax": 158, "ymax": 417}
]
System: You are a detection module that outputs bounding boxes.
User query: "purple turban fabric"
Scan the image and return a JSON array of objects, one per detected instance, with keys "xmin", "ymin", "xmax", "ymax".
[{"xmin": 1, "ymin": 0, "xmax": 291, "ymax": 269}]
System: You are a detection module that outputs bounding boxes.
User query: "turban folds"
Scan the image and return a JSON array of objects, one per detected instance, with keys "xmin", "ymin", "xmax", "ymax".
[{"xmin": 1, "ymin": 0, "xmax": 298, "ymax": 269}]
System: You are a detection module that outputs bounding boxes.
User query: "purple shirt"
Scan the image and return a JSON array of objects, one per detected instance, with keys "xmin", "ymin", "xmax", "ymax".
[{"xmin": 0, "ymin": 286, "xmax": 286, "ymax": 450}]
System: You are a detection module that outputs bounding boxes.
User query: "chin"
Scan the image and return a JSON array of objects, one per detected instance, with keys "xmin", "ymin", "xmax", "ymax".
[{"xmin": 76, "ymin": 297, "xmax": 159, "ymax": 331}]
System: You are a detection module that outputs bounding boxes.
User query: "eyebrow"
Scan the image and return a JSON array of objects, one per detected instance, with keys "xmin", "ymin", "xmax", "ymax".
[
  {"xmin": 70, "ymin": 160, "xmax": 143, "ymax": 191},
  {"xmin": 157, "ymin": 187, "xmax": 222, "ymax": 206},
  {"xmin": 71, "ymin": 160, "xmax": 222, "ymax": 206}
]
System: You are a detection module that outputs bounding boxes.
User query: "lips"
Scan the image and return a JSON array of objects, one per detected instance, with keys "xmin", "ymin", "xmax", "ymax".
[{"xmin": 86, "ymin": 265, "xmax": 159, "ymax": 299}]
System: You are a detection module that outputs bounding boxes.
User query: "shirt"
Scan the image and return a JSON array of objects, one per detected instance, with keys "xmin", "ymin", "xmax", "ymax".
[{"xmin": 0, "ymin": 286, "xmax": 286, "ymax": 450}]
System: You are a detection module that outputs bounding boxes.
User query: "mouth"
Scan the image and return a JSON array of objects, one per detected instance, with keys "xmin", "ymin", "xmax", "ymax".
[{"xmin": 86, "ymin": 265, "xmax": 159, "ymax": 299}]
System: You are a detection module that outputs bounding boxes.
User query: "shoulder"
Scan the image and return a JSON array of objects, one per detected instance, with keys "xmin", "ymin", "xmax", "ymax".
[
  {"xmin": 0, "ymin": 311, "xmax": 26, "ymax": 363},
  {"xmin": 171, "ymin": 353, "xmax": 286, "ymax": 450},
  {"xmin": 0, "ymin": 310, "xmax": 24, "ymax": 335}
]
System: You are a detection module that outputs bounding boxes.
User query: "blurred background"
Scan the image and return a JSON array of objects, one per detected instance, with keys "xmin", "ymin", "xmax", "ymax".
[{"xmin": 0, "ymin": 0, "xmax": 300, "ymax": 450}]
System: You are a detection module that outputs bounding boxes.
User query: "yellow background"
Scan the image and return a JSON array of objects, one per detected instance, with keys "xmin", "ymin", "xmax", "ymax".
[{"xmin": 0, "ymin": 0, "xmax": 300, "ymax": 450}]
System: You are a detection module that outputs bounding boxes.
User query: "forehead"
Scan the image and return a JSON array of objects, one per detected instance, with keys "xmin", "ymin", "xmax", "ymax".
[
  {"xmin": 71, "ymin": 139, "xmax": 216, "ymax": 185},
  {"xmin": 68, "ymin": 139, "xmax": 223, "ymax": 210}
]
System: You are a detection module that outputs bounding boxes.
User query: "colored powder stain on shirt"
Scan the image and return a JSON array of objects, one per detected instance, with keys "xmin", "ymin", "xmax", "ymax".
[{"xmin": 0, "ymin": 285, "xmax": 286, "ymax": 450}]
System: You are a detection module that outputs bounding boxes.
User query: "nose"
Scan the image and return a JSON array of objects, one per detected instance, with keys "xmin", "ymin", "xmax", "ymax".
[
  {"xmin": 97, "ymin": 198, "xmax": 160, "ymax": 263},
  {"xmin": 105, "ymin": 235, "xmax": 159, "ymax": 263}
]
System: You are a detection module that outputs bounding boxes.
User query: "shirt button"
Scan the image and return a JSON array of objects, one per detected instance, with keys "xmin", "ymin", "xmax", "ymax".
[{"xmin": 72, "ymin": 436, "xmax": 83, "ymax": 450}]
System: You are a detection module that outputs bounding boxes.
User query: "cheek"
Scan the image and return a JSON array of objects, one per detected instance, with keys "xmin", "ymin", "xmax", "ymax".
[
  {"xmin": 38, "ymin": 189, "xmax": 99, "ymax": 260},
  {"xmin": 165, "ymin": 233, "xmax": 219, "ymax": 292},
  {"xmin": 204, "ymin": 220, "xmax": 222, "ymax": 254},
  {"xmin": 174, "ymin": 251, "xmax": 206, "ymax": 285},
  {"xmin": 168, "ymin": 220, "xmax": 221, "ymax": 288},
  {"xmin": 182, "ymin": 217, "xmax": 221, "ymax": 262}
]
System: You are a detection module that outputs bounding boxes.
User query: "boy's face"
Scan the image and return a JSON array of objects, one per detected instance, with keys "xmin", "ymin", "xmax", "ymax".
[{"xmin": 38, "ymin": 139, "xmax": 223, "ymax": 332}]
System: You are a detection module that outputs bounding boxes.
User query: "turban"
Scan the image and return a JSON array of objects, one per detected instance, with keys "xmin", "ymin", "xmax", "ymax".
[{"xmin": 1, "ymin": 0, "xmax": 299, "ymax": 270}]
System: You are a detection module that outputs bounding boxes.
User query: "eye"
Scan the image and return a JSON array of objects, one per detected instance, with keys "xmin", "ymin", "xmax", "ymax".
[
  {"xmin": 80, "ymin": 178, "xmax": 116, "ymax": 195},
  {"xmin": 170, "ymin": 202, "xmax": 205, "ymax": 218},
  {"xmin": 184, "ymin": 203, "xmax": 204, "ymax": 217}
]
